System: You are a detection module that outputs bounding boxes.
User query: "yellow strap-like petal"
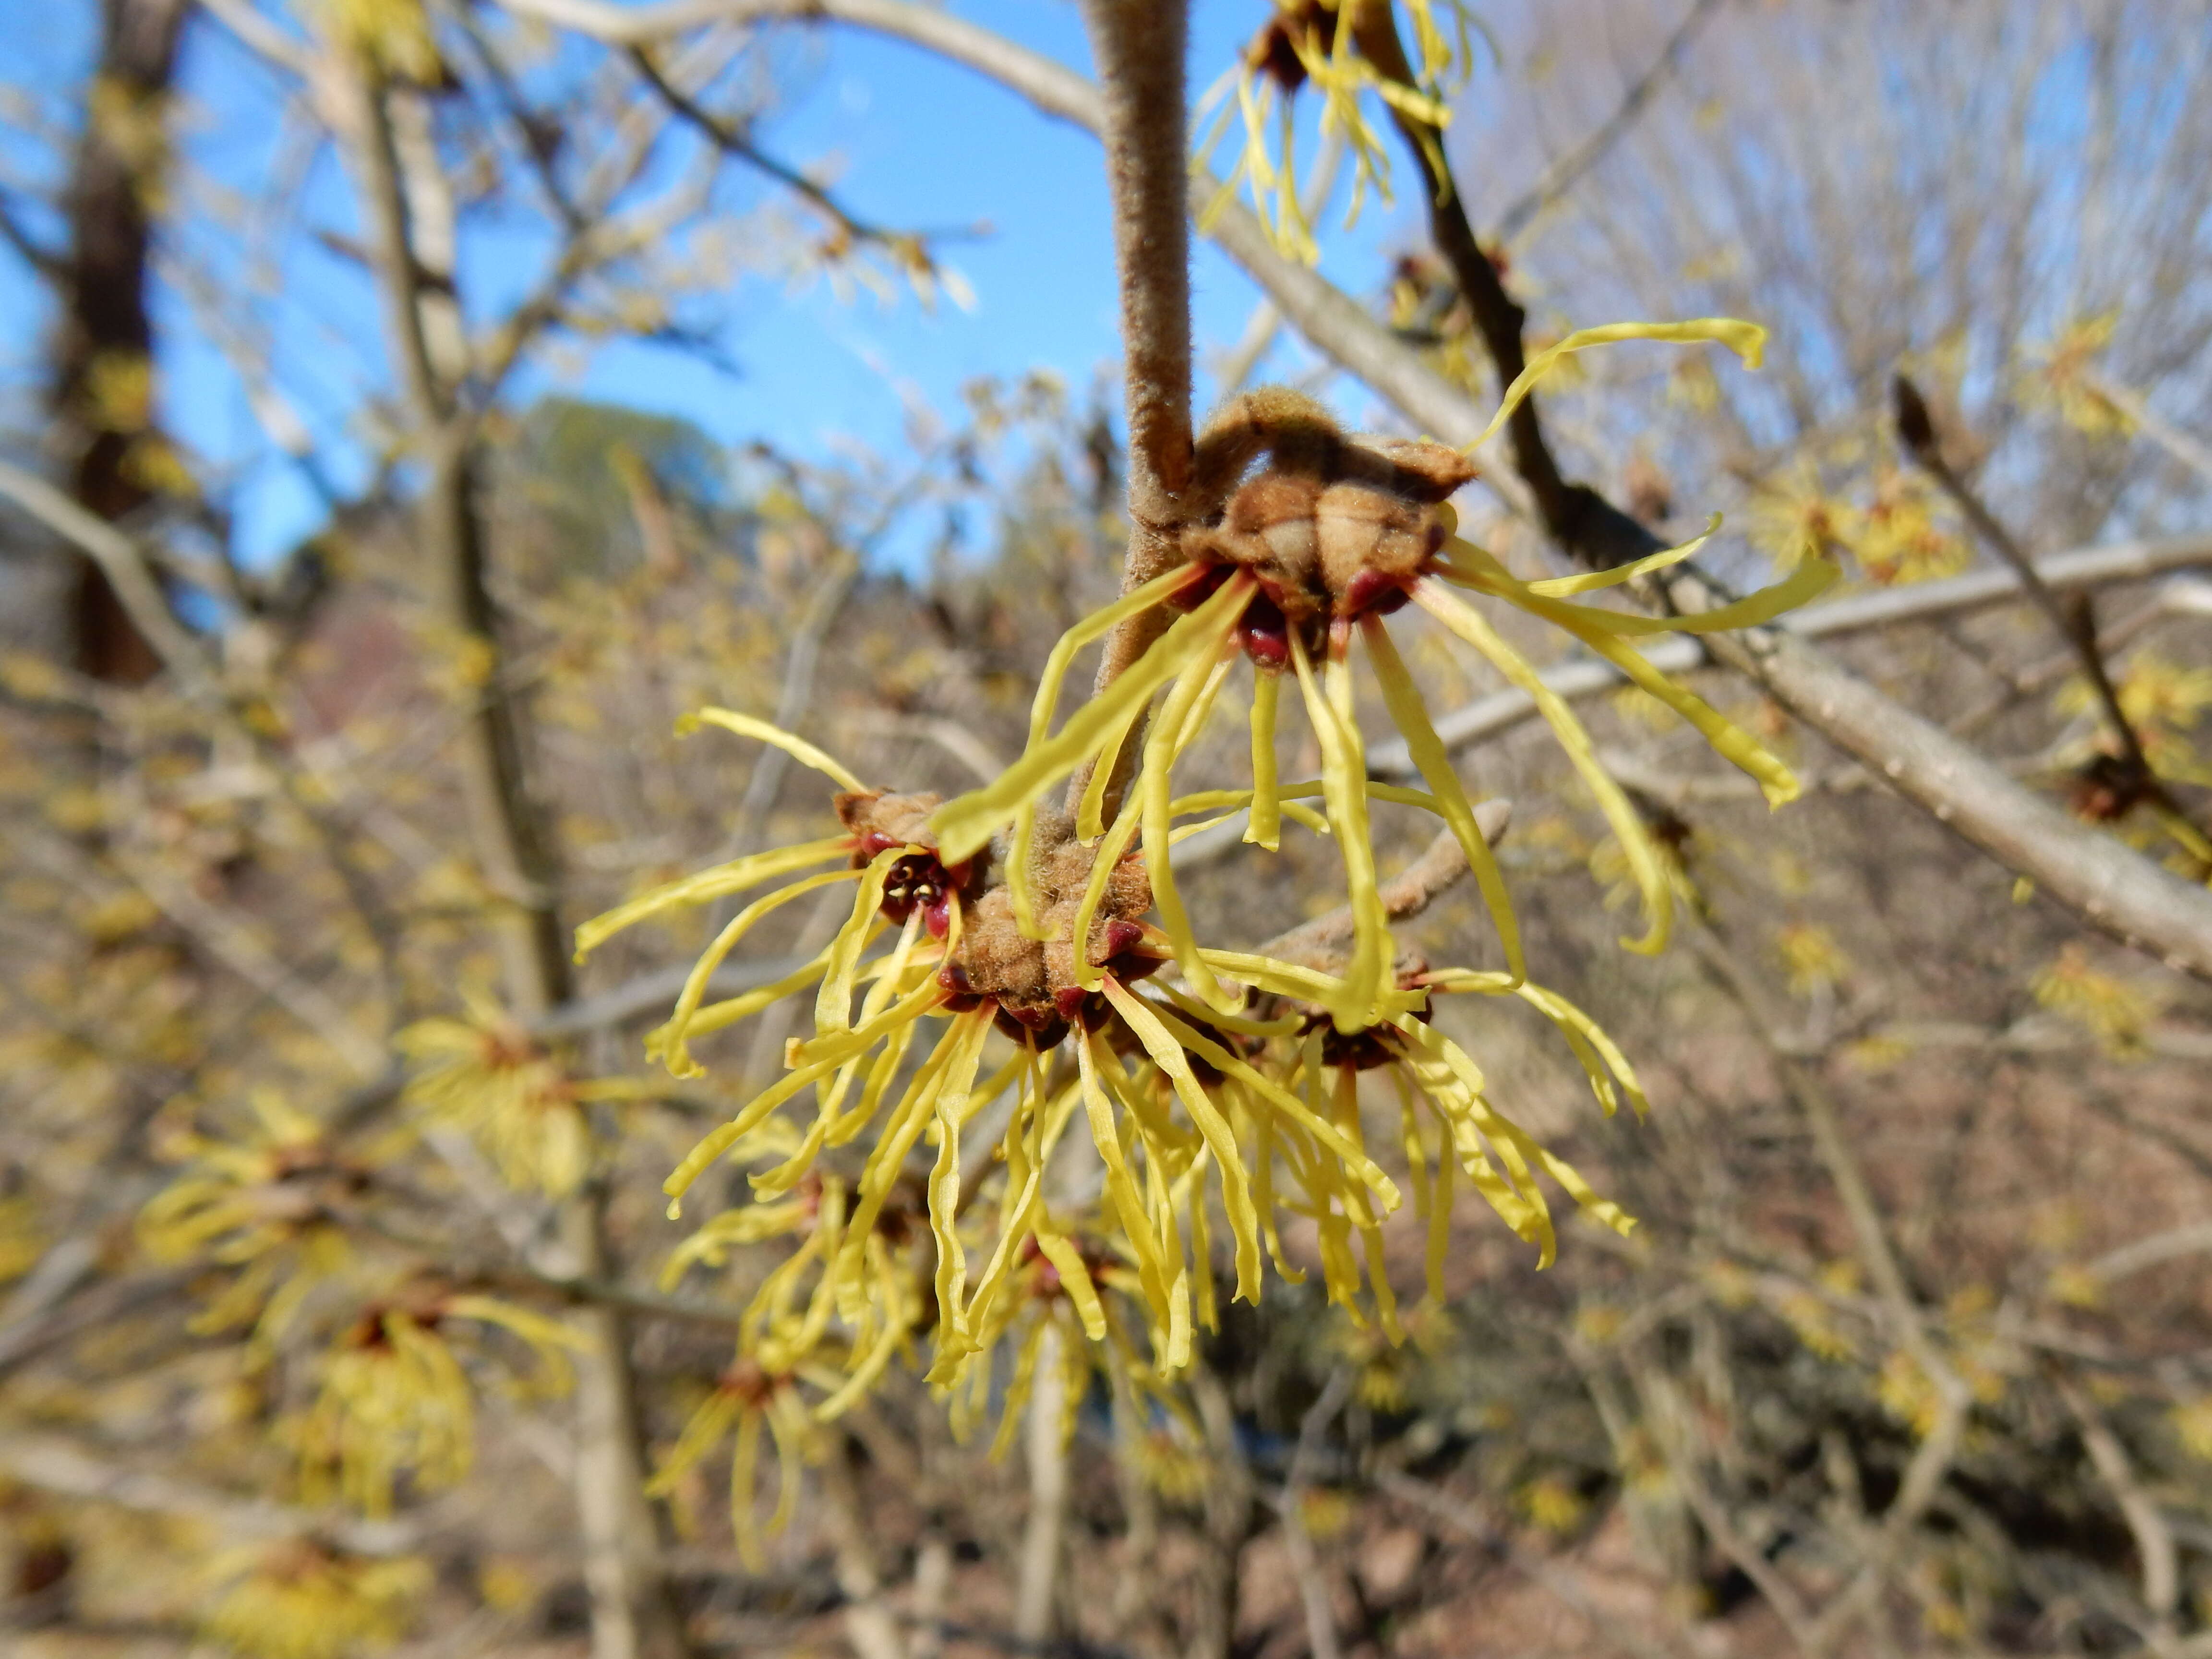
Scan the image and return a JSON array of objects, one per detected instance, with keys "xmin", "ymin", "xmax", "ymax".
[
  {"xmin": 658, "ymin": 868, "xmax": 857, "ymax": 1078},
  {"xmin": 1288, "ymin": 633, "xmax": 1390, "ymax": 1029},
  {"xmin": 1035, "ymin": 1228, "xmax": 1108, "ymax": 1341},
  {"xmin": 929, "ymin": 574, "xmax": 1248, "ymax": 866},
  {"xmin": 1414, "ymin": 578, "xmax": 1675, "ymax": 954},
  {"xmin": 1527, "ymin": 513, "xmax": 1722, "ymax": 597},
  {"xmin": 1245, "ymin": 665, "xmax": 1284, "ymax": 850},
  {"xmin": 815, "ymin": 849, "xmax": 902, "ymax": 1035},
  {"xmin": 1142, "ymin": 999, "xmax": 1402, "ymax": 1211},
  {"xmin": 1102, "ymin": 978, "xmax": 1262, "ymax": 1302},
  {"xmin": 1140, "ymin": 596, "xmax": 1251, "ymax": 1010},
  {"xmin": 679, "ymin": 707, "xmax": 866, "ymax": 793},
  {"xmin": 1362, "ymin": 617, "xmax": 1524, "ymax": 984},
  {"xmin": 575, "ymin": 836, "xmax": 851, "ymax": 960},
  {"xmin": 1463, "ymin": 318, "xmax": 1767, "ymax": 455}
]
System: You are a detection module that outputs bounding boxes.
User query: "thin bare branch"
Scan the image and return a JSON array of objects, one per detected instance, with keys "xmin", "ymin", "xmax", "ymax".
[
  {"xmin": 111, "ymin": 848, "xmax": 390, "ymax": 1078},
  {"xmin": 2082, "ymin": 1221, "xmax": 2212, "ymax": 1287},
  {"xmin": 2087, "ymin": 372, "xmax": 2212, "ymax": 485},
  {"xmin": 817, "ymin": 1431, "xmax": 909, "ymax": 1659},
  {"xmin": 1071, "ymin": 0, "xmax": 1195, "ymax": 837},
  {"xmin": 1373, "ymin": 1468, "xmax": 1685, "ymax": 1659},
  {"xmin": 1492, "ymin": 0, "xmax": 1724, "ymax": 244},
  {"xmin": 627, "ymin": 44, "xmax": 936, "ymax": 261},
  {"xmin": 0, "ymin": 1430, "xmax": 422, "ymax": 1556},
  {"xmin": 0, "ymin": 460, "xmax": 216, "ymax": 695},
  {"xmin": 1013, "ymin": 1324, "xmax": 1071, "ymax": 1644},
  {"xmin": 2053, "ymin": 1371, "xmax": 2182, "ymax": 1655},
  {"xmin": 1277, "ymin": 1368, "xmax": 1352, "ymax": 1659},
  {"xmin": 1894, "ymin": 374, "xmax": 2156, "ymax": 787}
]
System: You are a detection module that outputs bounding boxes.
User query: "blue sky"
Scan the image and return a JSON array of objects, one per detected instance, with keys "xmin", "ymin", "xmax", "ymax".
[{"xmin": 0, "ymin": 1, "xmax": 1428, "ymax": 568}]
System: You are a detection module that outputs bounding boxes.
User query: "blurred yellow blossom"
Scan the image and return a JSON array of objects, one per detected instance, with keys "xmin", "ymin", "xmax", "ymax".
[
  {"xmin": 203, "ymin": 1543, "xmax": 429, "ymax": 1659},
  {"xmin": 1517, "ymin": 1473, "xmax": 1588, "ymax": 1534},
  {"xmin": 1777, "ymin": 922, "xmax": 1850, "ymax": 997},
  {"xmin": 2172, "ymin": 1397, "xmax": 2212, "ymax": 1461},
  {"xmin": 2020, "ymin": 314, "xmax": 2133, "ymax": 438},
  {"xmin": 2031, "ymin": 945, "xmax": 2161, "ymax": 1058}
]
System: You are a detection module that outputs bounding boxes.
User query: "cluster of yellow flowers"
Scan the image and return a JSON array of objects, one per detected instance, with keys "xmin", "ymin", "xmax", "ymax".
[
  {"xmin": 134, "ymin": 320, "xmax": 1824, "ymax": 1573},
  {"xmin": 574, "ymin": 325, "xmax": 1834, "ymax": 1558},
  {"xmin": 1197, "ymin": 0, "xmax": 1484, "ymax": 263}
]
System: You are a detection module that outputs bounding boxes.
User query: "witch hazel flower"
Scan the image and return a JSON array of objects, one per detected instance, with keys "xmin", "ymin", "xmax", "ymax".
[{"xmin": 929, "ymin": 324, "xmax": 1837, "ymax": 1034}]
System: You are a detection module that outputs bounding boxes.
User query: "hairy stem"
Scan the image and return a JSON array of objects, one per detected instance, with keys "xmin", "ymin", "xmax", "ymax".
[{"xmin": 1072, "ymin": 0, "xmax": 1196, "ymax": 824}]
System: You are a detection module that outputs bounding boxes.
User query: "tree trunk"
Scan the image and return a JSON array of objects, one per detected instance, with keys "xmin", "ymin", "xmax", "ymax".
[{"xmin": 51, "ymin": 0, "xmax": 190, "ymax": 684}]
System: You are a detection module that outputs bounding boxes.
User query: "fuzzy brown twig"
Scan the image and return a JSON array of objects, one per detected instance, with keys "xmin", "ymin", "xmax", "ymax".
[{"xmin": 1071, "ymin": 0, "xmax": 1199, "ymax": 828}]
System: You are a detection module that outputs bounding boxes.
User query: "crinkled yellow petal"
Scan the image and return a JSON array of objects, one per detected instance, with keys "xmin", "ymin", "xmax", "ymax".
[
  {"xmin": 1035, "ymin": 1228, "xmax": 1108, "ymax": 1341},
  {"xmin": 575, "ymin": 837, "xmax": 851, "ymax": 961},
  {"xmin": 1386, "ymin": 1018, "xmax": 1553, "ymax": 1256},
  {"xmin": 1528, "ymin": 558, "xmax": 1839, "ymax": 640},
  {"xmin": 1102, "ymin": 980, "xmax": 1262, "ymax": 1302},
  {"xmin": 930, "ymin": 574, "xmax": 1249, "ymax": 866},
  {"xmin": 656, "ymin": 949, "xmax": 836, "ymax": 1054},
  {"xmin": 763, "ymin": 1390, "xmax": 808, "ymax": 1540},
  {"xmin": 1142, "ymin": 999, "xmax": 1401, "ymax": 1210},
  {"xmin": 1287, "ymin": 633, "xmax": 1390, "ymax": 1028},
  {"xmin": 657, "ymin": 868, "xmax": 857, "ymax": 1079},
  {"xmin": 1077, "ymin": 1030, "xmax": 1172, "ymax": 1325},
  {"xmin": 664, "ymin": 981, "xmax": 945, "ymax": 1207},
  {"xmin": 814, "ymin": 849, "xmax": 903, "ymax": 1035},
  {"xmin": 1246, "ymin": 664, "xmax": 1284, "ymax": 849},
  {"xmin": 1514, "ymin": 980, "xmax": 1648, "ymax": 1118},
  {"xmin": 1196, "ymin": 949, "xmax": 1429, "ymax": 1023},
  {"xmin": 1183, "ymin": 1149, "xmax": 1219, "ymax": 1332},
  {"xmin": 788, "ymin": 972, "xmax": 943, "ymax": 1069},
  {"xmin": 1153, "ymin": 980, "xmax": 1298, "ymax": 1038},
  {"xmin": 646, "ymin": 1388, "xmax": 741, "ymax": 1496},
  {"xmin": 1463, "ymin": 319, "xmax": 1767, "ymax": 455},
  {"xmin": 1139, "ymin": 579, "xmax": 1253, "ymax": 1011},
  {"xmin": 729, "ymin": 1409, "xmax": 766, "ymax": 1569},
  {"xmin": 679, "ymin": 708, "xmax": 866, "ymax": 793},
  {"xmin": 1527, "ymin": 513, "xmax": 1722, "ymax": 598},
  {"xmin": 838, "ymin": 1007, "xmax": 988, "ymax": 1318},
  {"xmin": 1076, "ymin": 697, "xmax": 1146, "ymax": 844},
  {"xmin": 1414, "ymin": 578, "xmax": 1674, "ymax": 953},
  {"xmin": 1362, "ymin": 617, "xmax": 1524, "ymax": 984},
  {"xmin": 1446, "ymin": 546, "xmax": 1805, "ymax": 807}
]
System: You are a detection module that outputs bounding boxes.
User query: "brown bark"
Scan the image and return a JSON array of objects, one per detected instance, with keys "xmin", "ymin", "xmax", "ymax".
[
  {"xmin": 348, "ymin": 60, "xmax": 683, "ymax": 1659},
  {"xmin": 51, "ymin": 0, "xmax": 192, "ymax": 684}
]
